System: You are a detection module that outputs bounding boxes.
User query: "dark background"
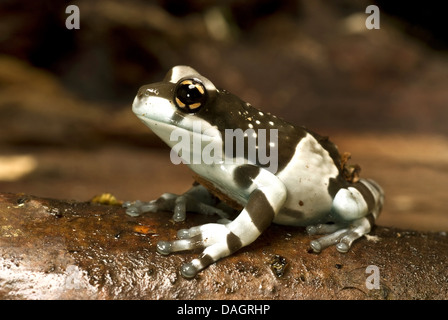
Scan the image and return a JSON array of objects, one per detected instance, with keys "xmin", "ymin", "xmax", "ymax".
[{"xmin": 1, "ymin": 0, "xmax": 447, "ymax": 231}]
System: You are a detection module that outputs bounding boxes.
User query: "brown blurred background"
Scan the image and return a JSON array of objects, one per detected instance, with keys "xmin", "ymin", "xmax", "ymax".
[{"xmin": 0, "ymin": 0, "xmax": 447, "ymax": 231}]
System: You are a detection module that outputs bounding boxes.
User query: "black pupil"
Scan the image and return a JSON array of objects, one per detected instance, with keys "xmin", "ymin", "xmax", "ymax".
[{"xmin": 177, "ymin": 83, "xmax": 203, "ymax": 105}]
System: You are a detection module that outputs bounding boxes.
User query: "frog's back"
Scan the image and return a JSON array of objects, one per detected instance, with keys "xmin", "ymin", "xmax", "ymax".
[{"xmin": 204, "ymin": 91, "xmax": 340, "ymax": 174}]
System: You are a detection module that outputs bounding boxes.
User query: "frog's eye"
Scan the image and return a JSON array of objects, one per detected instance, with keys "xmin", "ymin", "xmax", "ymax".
[{"xmin": 174, "ymin": 79, "xmax": 207, "ymax": 113}]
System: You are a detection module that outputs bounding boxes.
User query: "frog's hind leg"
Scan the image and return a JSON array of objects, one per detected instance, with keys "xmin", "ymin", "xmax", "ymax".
[
  {"xmin": 123, "ymin": 184, "xmax": 231, "ymax": 221},
  {"xmin": 307, "ymin": 217, "xmax": 373, "ymax": 253},
  {"xmin": 307, "ymin": 178, "xmax": 384, "ymax": 253}
]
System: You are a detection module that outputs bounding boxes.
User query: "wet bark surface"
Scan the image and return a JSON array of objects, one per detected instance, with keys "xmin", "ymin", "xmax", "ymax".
[{"xmin": 1, "ymin": 192, "xmax": 446, "ymax": 300}]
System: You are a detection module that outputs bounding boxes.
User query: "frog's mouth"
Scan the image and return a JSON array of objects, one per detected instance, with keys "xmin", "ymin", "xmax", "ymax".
[
  {"xmin": 133, "ymin": 94, "xmax": 222, "ymax": 149},
  {"xmin": 134, "ymin": 114, "xmax": 222, "ymax": 147}
]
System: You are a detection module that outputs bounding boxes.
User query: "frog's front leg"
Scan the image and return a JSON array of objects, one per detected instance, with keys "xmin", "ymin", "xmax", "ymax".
[
  {"xmin": 123, "ymin": 184, "xmax": 230, "ymax": 222},
  {"xmin": 307, "ymin": 178, "xmax": 384, "ymax": 253},
  {"xmin": 157, "ymin": 171, "xmax": 287, "ymax": 279}
]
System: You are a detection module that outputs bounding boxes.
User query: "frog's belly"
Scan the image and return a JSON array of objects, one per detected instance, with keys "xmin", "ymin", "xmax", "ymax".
[
  {"xmin": 188, "ymin": 162, "xmax": 250, "ymax": 208},
  {"xmin": 273, "ymin": 186, "xmax": 335, "ymax": 226},
  {"xmin": 273, "ymin": 133, "xmax": 340, "ymax": 226}
]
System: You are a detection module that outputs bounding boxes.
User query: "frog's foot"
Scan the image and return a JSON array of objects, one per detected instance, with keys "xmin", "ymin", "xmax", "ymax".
[
  {"xmin": 156, "ymin": 175, "xmax": 287, "ymax": 278},
  {"xmin": 123, "ymin": 193, "xmax": 230, "ymax": 221},
  {"xmin": 123, "ymin": 185, "xmax": 231, "ymax": 222},
  {"xmin": 306, "ymin": 216, "xmax": 372, "ymax": 253},
  {"xmin": 156, "ymin": 222, "xmax": 238, "ymax": 278},
  {"xmin": 157, "ymin": 186, "xmax": 288, "ymax": 279},
  {"xmin": 123, "ymin": 193, "xmax": 177, "ymax": 218}
]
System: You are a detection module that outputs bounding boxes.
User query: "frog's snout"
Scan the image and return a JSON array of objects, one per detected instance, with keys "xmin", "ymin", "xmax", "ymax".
[
  {"xmin": 133, "ymin": 85, "xmax": 160, "ymax": 115},
  {"xmin": 136, "ymin": 85, "xmax": 160, "ymax": 99}
]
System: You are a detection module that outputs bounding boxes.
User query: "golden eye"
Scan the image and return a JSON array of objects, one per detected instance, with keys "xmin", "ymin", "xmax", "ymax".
[{"xmin": 174, "ymin": 79, "xmax": 207, "ymax": 113}]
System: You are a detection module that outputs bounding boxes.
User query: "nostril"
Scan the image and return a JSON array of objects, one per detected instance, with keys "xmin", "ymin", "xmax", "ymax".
[
  {"xmin": 137, "ymin": 86, "xmax": 159, "ymax": 99},
  {"xmin": 137, "ymin": 89, "xmax": 146, "ymax": 99}
]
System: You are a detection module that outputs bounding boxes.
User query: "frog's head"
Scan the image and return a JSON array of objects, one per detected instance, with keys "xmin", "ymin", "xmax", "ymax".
[
  {"xmin": 132, "ymin": 65, "xmax": 226, "ymax": 149},
  {"xmin": 134, "ymin": 66, "xmax": 280, "ymax": 172}
]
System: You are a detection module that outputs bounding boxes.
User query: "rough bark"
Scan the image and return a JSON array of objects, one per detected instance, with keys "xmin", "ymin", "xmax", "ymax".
[{"xmin": 0, "ymin": 192, "xmax": 446, "ymax": 300}]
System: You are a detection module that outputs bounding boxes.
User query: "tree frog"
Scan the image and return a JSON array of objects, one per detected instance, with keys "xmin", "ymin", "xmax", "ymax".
[{"xmin": 124, "ymin": 66, "xmax": 384, "ymax": 279}]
